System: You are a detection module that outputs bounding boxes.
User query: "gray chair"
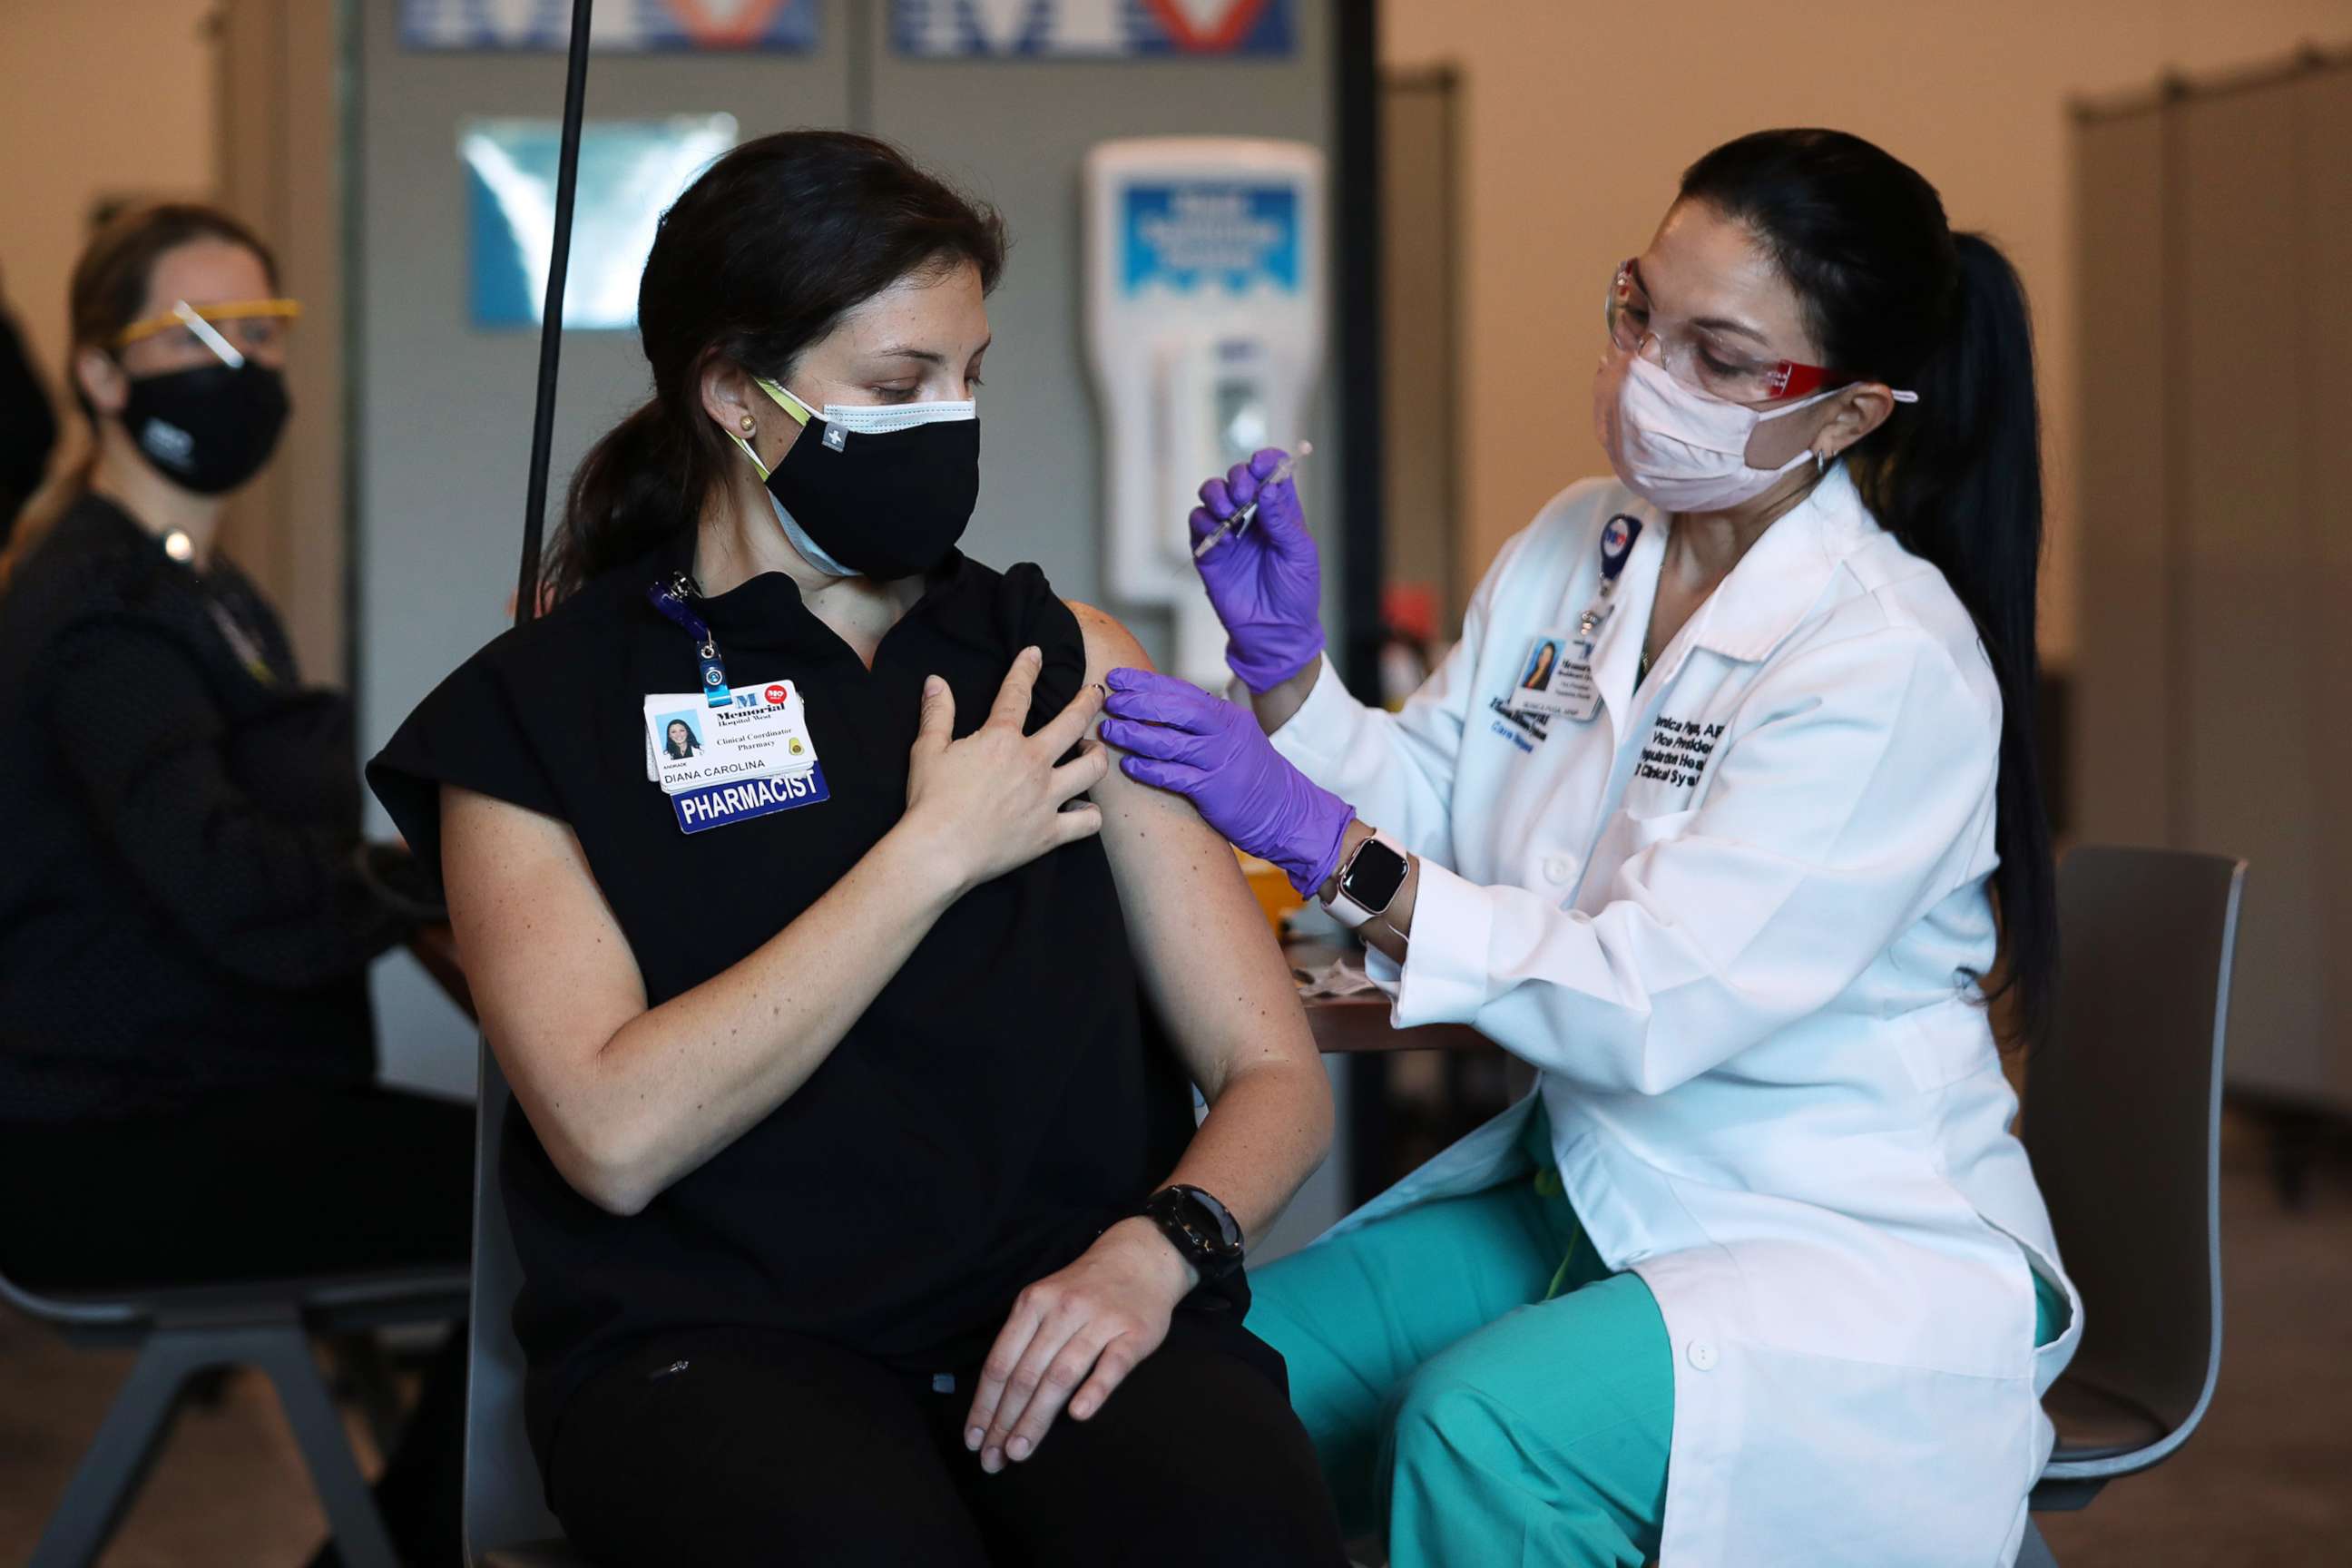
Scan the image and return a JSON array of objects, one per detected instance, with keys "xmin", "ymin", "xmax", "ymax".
[
  {"xmin": 2015, "ymin": 846, "xmax": 2246, "ymax": 1566},
  {"xmin": 464, "ymin": 1044, "xmax": 587, "ymax": 1568},
  {"xmin": 3, "ymin": 1255, "xmax": 466, "ymax": 1568}
]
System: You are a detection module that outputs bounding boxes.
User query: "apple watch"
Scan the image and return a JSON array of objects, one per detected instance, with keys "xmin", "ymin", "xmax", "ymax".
[{"xmin": 1322, "ymin": 828, "xmax": 1409, "ymax": 930}]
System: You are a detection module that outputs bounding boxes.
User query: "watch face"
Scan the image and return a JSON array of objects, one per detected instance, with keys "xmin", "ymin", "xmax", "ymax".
[
  {"xmin": 1158, "ymin": 1187, "xmax": 1241, "ymax": 1258},
  {"xmin": 1179, "ymin": 1191, "xmax": 1242, "ymax": 1253},
  {"xmin": 1341, "ymin": 841, "xmax": 1408, "ymax": 912}
]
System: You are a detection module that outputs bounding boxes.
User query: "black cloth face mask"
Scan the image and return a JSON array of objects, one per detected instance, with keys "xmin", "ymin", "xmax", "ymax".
[
  {"xmin": 730, "ymin": 377, "xmax": 979, "ymax": 582},
  {"xmin": 120, "ymin": 360, "xmax": 290, "ymax": 496}
]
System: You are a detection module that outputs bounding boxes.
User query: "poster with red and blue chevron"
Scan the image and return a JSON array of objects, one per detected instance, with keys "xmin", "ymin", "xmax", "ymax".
[
  {"xmin": 401, "ymin": 0, "xmax": 818, "ymax": 53},
  {"xmin": 893, "ymin": 0, "xmax": 1293, "ymax": 57}
]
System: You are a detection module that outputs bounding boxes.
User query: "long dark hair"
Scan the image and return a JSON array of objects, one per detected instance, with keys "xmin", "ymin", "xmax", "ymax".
[
  {"xmin": 547, "ymin": 132, "xmax": 1006, "ymax": 599},
  {"xmin": 1679, "ymin": 128, "xmax": 2056, "ymax": 1047},
  {"xmin": 1, "ymin": 203, "xmax": 279, "ymax": 589}
]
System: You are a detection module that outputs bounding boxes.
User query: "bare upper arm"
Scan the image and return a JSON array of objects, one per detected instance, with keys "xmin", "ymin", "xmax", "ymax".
[
  {"xmin": 1066, "ymin": 602, "xmax": 1317, "ymax": 1095},
  {"xmin": 439, "ymin": 783, "xmax": 649, "ymax": 1164}
]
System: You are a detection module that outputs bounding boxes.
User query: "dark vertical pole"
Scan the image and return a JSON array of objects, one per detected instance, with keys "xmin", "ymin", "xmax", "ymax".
[
  {"xmin": 1335, "ymin": 0, "xmax": 1393, "ymax": 1207},
  {"xmin": 1335, "ymin": 0, "xmax": 1383, "ymax": 702},
  {"xmin": 2157, "ymin": 74, "xmax": 2188, "ymax": 849},
  {"xmin": 338, "ymin": 0, "xmax": 367, "ymax": 684},
  {"xmin": 515, "ymin": 0, "xmax": 594, "ymax": 628}
]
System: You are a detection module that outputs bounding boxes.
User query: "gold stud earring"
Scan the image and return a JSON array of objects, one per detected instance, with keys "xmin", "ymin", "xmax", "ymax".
[{"xmin": 740, "ymin": 415, "xmax": 757, "ymax": 433}]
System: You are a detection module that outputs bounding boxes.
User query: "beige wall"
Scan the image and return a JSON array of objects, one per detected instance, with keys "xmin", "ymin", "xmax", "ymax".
[
  {"xmin": 1381, "ymin": 0, "xmax": 2352, "ymax": 664},
  {"xmin": 0, "ymin": 0, "xmax": 220, "ymax": 415}
]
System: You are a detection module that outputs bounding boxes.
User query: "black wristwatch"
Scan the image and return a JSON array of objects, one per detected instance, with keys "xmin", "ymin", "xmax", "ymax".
[{"xmin": 1142, "ymin": 1184, "xmax": 1245, "ymax": 1283}]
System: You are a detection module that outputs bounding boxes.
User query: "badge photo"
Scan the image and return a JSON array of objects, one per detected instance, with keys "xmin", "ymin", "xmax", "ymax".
[
  {"xmin": 655, "ymin": 710, "xmax": 706, "ymax": 762},
  {"xmin": 1519, "ymin": 638, "xmax": 1563, "ymax": 694},
  {"xmin": 1510, "ymin": 631, "xmax": 1602, "ymax": 723}
]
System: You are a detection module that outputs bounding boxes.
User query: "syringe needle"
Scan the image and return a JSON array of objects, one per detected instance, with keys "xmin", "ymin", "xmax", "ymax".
[{"xmin": 1193, "ymin": 441, "xmax": 1314, "ymax": 561}]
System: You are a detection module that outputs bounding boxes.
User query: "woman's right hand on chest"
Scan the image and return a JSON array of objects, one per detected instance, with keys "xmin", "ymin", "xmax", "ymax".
[{"xmin": 900, "ymin": 646, "xmax": 1110, "ymax": 896}]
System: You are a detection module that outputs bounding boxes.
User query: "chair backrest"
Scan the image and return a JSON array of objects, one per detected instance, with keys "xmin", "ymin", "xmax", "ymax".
[
  {"xmin": 462, "ymin": 1041, "xmax": 566, "ymax": 1564},
  {"xmin": 2024, "ymin": 846, "xmax": 2245, "ymax": 1466}
]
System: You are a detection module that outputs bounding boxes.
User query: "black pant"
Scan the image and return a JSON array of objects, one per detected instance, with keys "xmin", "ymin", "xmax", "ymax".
[
  {"xmin": 0, "ymin": 1083, "xmax": 475, "ymax": 1566},
  {"xmin": 550, "ymin": 1314, "xmax": 1349, "ymax": 1568}
]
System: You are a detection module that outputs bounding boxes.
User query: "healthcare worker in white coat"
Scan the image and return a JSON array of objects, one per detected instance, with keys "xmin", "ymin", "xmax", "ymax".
[{"xmin": 1100, "ymin": 128, "xmax": 2082, "ymax": 1567}]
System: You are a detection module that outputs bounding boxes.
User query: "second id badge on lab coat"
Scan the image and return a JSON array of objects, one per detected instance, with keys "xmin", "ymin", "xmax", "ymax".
[
  {"xmin": 1507, "ymin": 513, "xmax": 1642, "ymax": 723},
  {"xmin": 643, "ymin": 684, "xmax": 828, "ymax": 834},
  {"xmin": 1509, "ymin": 632, "xmax": 1602, "ymax": 721}
]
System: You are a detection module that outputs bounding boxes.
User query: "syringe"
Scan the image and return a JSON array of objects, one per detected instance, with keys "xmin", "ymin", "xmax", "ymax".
[{"xmin": 1192, "ymin": 442, "xmax": 1314, "ymax": 561}]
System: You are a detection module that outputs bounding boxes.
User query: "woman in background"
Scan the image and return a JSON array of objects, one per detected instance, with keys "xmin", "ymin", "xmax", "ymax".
[{"xmin": 0, "ymin": 203, "xmax": 466, "ymax": 1566}]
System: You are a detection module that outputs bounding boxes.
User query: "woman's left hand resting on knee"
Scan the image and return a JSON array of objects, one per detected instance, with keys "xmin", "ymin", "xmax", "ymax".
[
  {"xmin": 962, "ymin": 606, "xmax": 1333, "ymax": 1476},
  {"xmin": 963, "ymin": 1210, "xmax": 1193, "ymax": 1473}
]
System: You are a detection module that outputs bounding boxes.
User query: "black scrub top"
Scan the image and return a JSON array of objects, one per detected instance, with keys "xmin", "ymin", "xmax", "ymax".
[
  {"xmin": 0, "ymin": 494, "xmax": 401, "ymax": 1121},
  {"xmin": 368, "ymin": 538, "xmax": 1198, "ymax": 1474}
]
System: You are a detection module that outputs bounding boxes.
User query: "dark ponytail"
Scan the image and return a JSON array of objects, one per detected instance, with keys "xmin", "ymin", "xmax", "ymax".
[
  {"xmin": 547, "ymin": 132, "xmax": 1006, "ymax": 598},
  {"xmin": 1680, "ymin": 129, "xmax": 2056, "ymax": 1048}
]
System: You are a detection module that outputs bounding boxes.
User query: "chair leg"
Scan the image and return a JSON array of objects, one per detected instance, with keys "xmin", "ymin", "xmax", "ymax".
[
  {"xmin": 30, "ymin": 1329, "xmax": 211, "ymax": 1568},
  {"xmin": 249, "ymin": 1325, "xmax": 401, "ymax": 1568},
  {"xmin": 328, "ymin": 1330, "xmax": 410, "ymax": 1459}
]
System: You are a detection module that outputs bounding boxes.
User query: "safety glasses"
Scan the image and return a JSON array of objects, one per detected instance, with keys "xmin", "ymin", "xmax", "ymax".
[
  {"xmin": 1605, "ymin": 260, "xmax": 1847, "ymax": 404},
  {"xmin": 112, "ymin": 298, "xmax": 303, "ymax": 366}
]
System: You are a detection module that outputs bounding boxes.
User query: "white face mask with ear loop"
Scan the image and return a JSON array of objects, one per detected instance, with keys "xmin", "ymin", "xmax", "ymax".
[
  {"xmin": 1595, "ymin": 347, "xmax": 1918, "ymax": 514},
  {"xmin": 759, "ymin": 377, "xmax": 977, "ymax": 436}
]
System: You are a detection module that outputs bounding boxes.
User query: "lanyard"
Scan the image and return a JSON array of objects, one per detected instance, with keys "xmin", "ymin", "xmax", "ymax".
[
  {"xmin": 1575, "ymin": 514, "xmax": 1645, "ymax": 639},
  {"xmin": 158, "ymin": 528, "xmax": 275, "ymax": 684},
  {"xmin": 647, "ymin": 573, "xmax": 731, "ymax": 707},
  {"xmin": 205, "ymin": 600, "xmax": 275, "ymax": 684}
]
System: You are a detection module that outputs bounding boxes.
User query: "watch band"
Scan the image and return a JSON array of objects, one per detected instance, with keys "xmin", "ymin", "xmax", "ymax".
[{"xmin": 1322, "ymin": 828, "xmax": 1407, "ymax": 929}]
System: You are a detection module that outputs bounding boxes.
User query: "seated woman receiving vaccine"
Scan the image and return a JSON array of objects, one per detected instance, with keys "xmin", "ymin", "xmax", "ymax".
[{"xmin": 368, "ymin": 132, "xmax": 1348, "ymax": 1567}]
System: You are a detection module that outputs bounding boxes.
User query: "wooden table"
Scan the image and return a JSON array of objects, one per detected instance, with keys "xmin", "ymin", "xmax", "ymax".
[
  {"xmin": 1285, "ymin": 942, "xmax": 1493, "ymax": 1055},
  {"xmin": 407, "ymin": 926, "xmax": 1492, "ymax": 1056}
]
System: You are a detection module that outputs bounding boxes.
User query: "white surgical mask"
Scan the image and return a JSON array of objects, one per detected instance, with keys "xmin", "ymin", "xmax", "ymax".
[
  {"xmin": 764, "ymin": 379, "xmax": 976, "ymax": 436},
  {"xmin": 763, "ymin": 490, "xmax": 857, "ymax": 578},
  {"xmin": 1595, "ymin": 347, "xmax": 1844, "ymax": 513}
]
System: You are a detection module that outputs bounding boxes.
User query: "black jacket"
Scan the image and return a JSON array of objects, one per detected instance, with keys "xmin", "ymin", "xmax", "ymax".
[
  {"xmin": 0, "ymin": 494, "xmax": 407, "ymax": 1120},
  {"xmin": 0, "ymin": 305, "xmax": 56, "ymax": 544}
]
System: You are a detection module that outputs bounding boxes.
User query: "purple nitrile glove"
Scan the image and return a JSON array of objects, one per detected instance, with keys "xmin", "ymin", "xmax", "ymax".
[
  {"xmin": 1101, "ymin": 667, "xmax": 1355, "ymax": 897},
  {"xmin": 1191, "ymin": 447, "xmax": 1326, "ymax": 693}
]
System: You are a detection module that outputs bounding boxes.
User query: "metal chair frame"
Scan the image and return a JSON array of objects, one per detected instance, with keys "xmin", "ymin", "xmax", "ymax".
[
  {"xmin": 4, "ymin": 1262, "xmax": 467, "ymax": 1568},
  {"xmin": 2018, "ymin": 847, "xmax": 2246, "ymax": 1564}
]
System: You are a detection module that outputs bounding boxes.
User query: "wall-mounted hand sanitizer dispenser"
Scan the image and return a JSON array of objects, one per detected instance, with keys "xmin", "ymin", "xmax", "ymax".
[{"xmin": 1084, "ymin": 137, "xmax": 1327, "ymax": 689}]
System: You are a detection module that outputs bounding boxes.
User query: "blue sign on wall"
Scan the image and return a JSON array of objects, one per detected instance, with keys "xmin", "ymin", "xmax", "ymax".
[
  {"xmin": 1122, "ymin": 184, "xmax": 1298, "ymax": 295},
  {"xmin": 463, "ymin": 116, "xmax": 740, "ymax": 328},
  {"xmin": 404, "ymin": 0, "xmax": 818, "ymax": 53},
  {"xmin": 895, "ymin": 0, "xmax": 1293, "ymax": 58}
]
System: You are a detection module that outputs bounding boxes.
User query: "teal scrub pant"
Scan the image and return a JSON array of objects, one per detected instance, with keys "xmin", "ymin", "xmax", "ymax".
[
  {"xmin": 1246, "ymin": 1107, "xmax": 1673, "ymax": 1567},
  {"xmin": 1247, "ymin": 1107, "xmax": 2071, "ymax": 1568}
]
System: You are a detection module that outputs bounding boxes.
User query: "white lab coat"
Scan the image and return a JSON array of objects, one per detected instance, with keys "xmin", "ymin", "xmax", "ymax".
[{"xmin": 1272, "ymin": 467, "xmax": 2081, "ymax": 1567}]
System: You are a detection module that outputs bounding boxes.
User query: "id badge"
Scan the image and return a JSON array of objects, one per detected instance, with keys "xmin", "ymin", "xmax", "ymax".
[
  {"xmin": 1508, "ymin": 632, "xmax": 1602, "ymax": 723},
  {"xmin": 643, "ymin": 684, "xmax": 828, "ymax": 830}
]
